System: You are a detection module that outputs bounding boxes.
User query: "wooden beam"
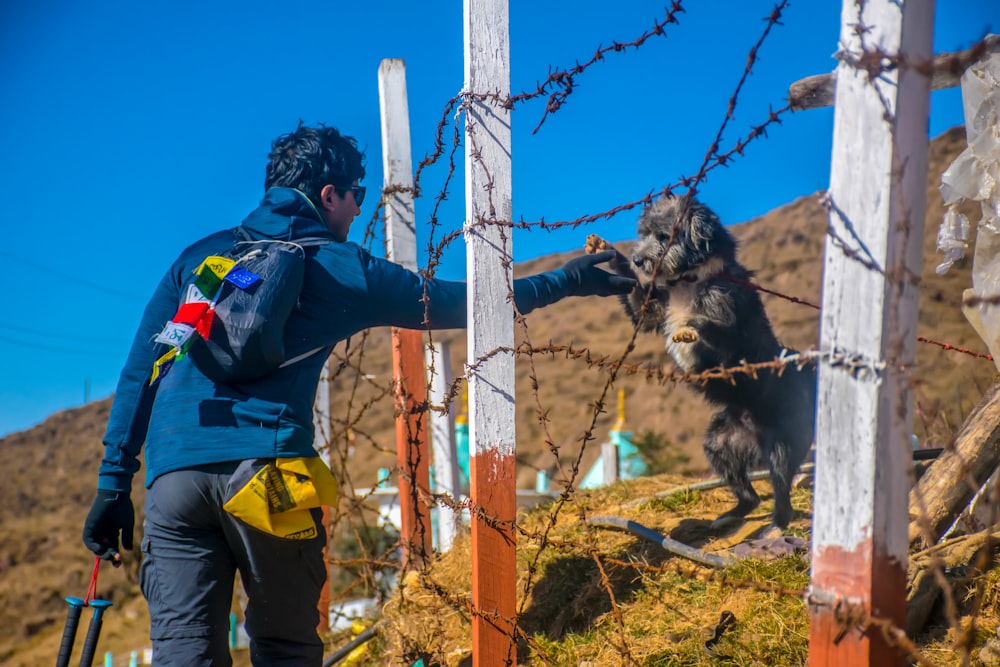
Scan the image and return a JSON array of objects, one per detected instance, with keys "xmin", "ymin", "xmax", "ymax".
[
  {"xmin": 789, "ymin": 33, "xmax": 998, "ymax": 111},
  {"xmin": 379, "ymin": 58, "xmax": 433, "ymax": 567},
  {"xmin": 426, "ymin": 341, "xmax": 461, "ymax": 552},
  {"xmin": 464, "ymin": 1, "xmax": 517, "ymax": 664},
  {"xmin": 808, "ymin": 2, "xmax": 934, "ymax": 666}
]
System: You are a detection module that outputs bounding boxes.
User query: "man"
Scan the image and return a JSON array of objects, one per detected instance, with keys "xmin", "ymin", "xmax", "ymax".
[{"xmin": 82, "ymin": 122, "xmax": 635, "ymax": 666}]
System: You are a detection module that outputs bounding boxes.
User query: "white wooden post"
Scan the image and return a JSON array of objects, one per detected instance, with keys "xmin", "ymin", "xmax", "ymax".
[
  {"xmin": 809, "ymin": 2, "xmax": 934, "ymax": 666},
  {"xmin": 313, "ymin": 358, "xmax": 332, "ymax": 631},
  {"xmin": 380, "ymin": 59, "xmax": 418, "ymax": 271},
  {"xmin": 426, "ymin": 341, "xmax": 461, "ymax": 552},
  {"xmin": 464, "ymin": 1, "xmax": 517, "ymax": 664},
  {"xmin": 379, "ymin": 58, "xmax": 432, "ymax": 567},
  {"xmin": 313, "ymin": 359, "xmax": 332, "ymax": 473}
]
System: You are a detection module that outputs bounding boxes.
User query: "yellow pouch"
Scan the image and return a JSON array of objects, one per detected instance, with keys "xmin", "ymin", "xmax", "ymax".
[{"xmin": 223, "ymin": 457, "xmax": 338, "ymax": 540}]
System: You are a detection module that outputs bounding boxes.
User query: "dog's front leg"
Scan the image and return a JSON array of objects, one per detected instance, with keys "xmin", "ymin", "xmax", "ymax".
[
  {"xmin": 671, "ymin": 326, "xmax": 698, "ymax": 344},
  {"xmin": 678, "ymin": 284, "xmax": 740, "ymax": 351},
  {"xmin": 584, "ymin": 234, "xmax": 638, "ymax": 279},
  {"xmin": 585, "ymin": 235, "xmax": 663, "ymax": 331}
]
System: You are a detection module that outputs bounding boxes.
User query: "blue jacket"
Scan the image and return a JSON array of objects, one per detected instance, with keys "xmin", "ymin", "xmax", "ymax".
[{"xmin": 98, "ymin": 187, "xmax": 574, "ymax": 492}]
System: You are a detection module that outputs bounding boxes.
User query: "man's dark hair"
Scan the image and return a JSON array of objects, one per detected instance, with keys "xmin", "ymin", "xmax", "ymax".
[{"xmin": 264, "ymin": 122, "xmax": 366, "ymax": 206}]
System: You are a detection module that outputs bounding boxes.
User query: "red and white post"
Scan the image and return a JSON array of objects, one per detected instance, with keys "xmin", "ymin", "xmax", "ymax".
[
  {"xmin": 379, "ymin": 58, "xmax": 433, "ymax": 567},
  {"xmin": 809, "ymin": 1, "xmax": 934, "ymax": 665},
  {"xmin": 464, "ymin": 0, "xmax": 517, "ymax": 664}
]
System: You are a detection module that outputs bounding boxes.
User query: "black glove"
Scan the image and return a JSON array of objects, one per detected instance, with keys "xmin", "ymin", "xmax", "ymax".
[
  {"xmin": 561, "ymin": 250, "xmax": 638, "ymax": 297},
  {"xmin": 82, "ymin": 489, "xmax": 134, "ymax": 563}
]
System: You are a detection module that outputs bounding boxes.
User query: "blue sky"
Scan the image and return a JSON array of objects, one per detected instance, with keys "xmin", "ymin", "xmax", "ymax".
[{"xmin": 0, "ymin": 0, "xmax": 993, "ymax": 438}]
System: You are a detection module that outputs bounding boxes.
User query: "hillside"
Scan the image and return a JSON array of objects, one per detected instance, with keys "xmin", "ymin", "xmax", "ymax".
[{"xmin": 1, "ymin": 126, "xmax": 993, "ymax": 666}]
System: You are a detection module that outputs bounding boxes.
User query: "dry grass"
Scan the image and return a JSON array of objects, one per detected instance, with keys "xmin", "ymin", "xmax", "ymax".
[
  {"xmin": 358, "ymin": 477, "xmax": 815, "ymax": 667},
  {"xmin": 346, "ymin": 476, "xmax": 999, "ymax": 667}
]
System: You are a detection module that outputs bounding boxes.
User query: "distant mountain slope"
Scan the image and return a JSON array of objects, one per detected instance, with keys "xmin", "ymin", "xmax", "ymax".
[{"xmin": 1, "ymin": 126, "xmax": 991, "ymax": 665}]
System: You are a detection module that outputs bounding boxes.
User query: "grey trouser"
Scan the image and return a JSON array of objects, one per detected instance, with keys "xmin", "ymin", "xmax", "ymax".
[{"xmin": 141, "ymin": 462, "xmax": 326, "ymax": 666}]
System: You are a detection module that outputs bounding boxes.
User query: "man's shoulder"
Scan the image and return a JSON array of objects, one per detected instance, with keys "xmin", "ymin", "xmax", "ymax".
[
  {"xmin": 179, "ymin": 228, "xmax": 237, "ymax": 257},
  {"xmin": 193, "ymin": 227, "xmax": 238, "ymax": 249},
  {"xmin": 312, "ymin": 238, "xmax": 371, "ymax": 263},
  {"xmin": 305, "ymin": 240, "xmax": 410, "ymax": 297}
]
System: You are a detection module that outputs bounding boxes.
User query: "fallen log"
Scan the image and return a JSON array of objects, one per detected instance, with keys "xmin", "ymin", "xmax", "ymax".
[
  {"xmin": 906, "ymin": 527, "xmax": 1000, "ymax": 636},
  {"xmin": 909, "ymin": 380, "xmax": 1000, "ymax": 548}
]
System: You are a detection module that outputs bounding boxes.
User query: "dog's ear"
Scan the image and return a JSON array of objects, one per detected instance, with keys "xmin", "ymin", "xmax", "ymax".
[{"xmin": 687, "ymin": 199, "xmax": 737, "ymax": 261}]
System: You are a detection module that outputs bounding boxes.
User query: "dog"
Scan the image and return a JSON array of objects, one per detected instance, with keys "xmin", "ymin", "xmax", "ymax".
[{"xmin": 586, "ymin": 196, "xmax": 815, "ymax": 530}]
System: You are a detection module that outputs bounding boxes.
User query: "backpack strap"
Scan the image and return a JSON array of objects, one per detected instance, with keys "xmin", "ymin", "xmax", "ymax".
[
  {"xmin": 233, "ymin": 225, "xmax": 334, "ymax": 249},
  {"xmin": 233, "ymin": 225, "xmax": 253, "ymax": 243},
  {"xmin": 296, "ymin": 236, "xmax": 335, "ymax": 248},
  {"xmin": 279, "ymin": 346, "xmax": 327, "ymax": 368}
]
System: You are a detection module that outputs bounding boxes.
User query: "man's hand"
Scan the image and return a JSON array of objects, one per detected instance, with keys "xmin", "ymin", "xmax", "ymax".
[
  {"xmin": 82, "ymin": 489, "xmax": 134, "ymax": 566},
  {"xmin": 561, "ymin": 251, "xmax": 638, "ymax": 297}
]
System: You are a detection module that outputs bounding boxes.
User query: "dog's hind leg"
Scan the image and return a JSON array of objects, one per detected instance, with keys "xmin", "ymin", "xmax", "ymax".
[
  {"xmin": 704, "ymin": 408, "xmax": 761, "ymax": 527},
  {"xmin": 767, "ymin": 366, "xmax": 817, "ymax": 530},
  {"xmin": 768, "ymin": 423, "xmax": 814, "ymax": 531},
  {"xmin": 766, "ymin": 437, "xmax": 795, "ymax": 530}
]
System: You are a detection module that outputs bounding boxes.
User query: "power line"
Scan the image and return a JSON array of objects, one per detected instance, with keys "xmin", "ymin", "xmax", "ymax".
[
  {"xmin": 0, "ymin": 334, "xmax": 126, "ymax": 357},
  {"xmin": 0, "ymin": 249, "xmax": 147, "ymax": 301}
]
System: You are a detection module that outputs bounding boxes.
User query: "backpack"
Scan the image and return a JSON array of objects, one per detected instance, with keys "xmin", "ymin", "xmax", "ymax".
[{"xmin": 149, "ymin": 227, "xmax": 331, "ymax": 386}]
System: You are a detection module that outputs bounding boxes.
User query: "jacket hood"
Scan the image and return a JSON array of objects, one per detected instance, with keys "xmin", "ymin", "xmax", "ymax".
[{"xmin": 240, "ymin": 187, "xmax": 336, "ymax": 241}]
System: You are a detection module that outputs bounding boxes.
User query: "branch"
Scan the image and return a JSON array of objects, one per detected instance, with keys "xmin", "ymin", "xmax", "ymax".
[{"xmin": 788, "ymin": 34, "xmax": 1000, "ymax": 111}]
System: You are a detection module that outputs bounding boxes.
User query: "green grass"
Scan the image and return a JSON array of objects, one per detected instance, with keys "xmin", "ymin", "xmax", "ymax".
[
  {"xmin": 516, "ymin": 553, "xmax": 811, "ymax": 666},
  {"xmin": 640, "ymin": 489, "xmax": 703, "ymax": 513}
]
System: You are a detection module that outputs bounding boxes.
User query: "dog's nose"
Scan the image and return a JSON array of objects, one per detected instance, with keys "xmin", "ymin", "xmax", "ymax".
[{"xmin": 631, "ymin": 255, "xmax": 643, "ymax": 265}]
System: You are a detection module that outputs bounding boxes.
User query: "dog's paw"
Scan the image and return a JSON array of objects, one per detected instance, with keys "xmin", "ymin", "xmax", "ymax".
[
  {"xmin": 731, "ymin": 533, "xmax": 807, "ymax": 560},
  {"xmin": 671, "ymin": 326, "xmax": 698, "ymax": 344},
  {"xmin": 757, "ymin": 524, "xmax": 785, "ymax": 541},
  {"xmin": 585, "ymin": 234, "xmax": 609, "ymax": 254}
]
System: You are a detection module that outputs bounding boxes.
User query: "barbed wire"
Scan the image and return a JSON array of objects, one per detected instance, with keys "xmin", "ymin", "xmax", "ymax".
[
  {"xmin": 317, "ymin": 11, "xmax": 1000, "ymax": 667},
  {"xmin": 505, "ymin": 2, "xmax": 686, "ymax": 134}
]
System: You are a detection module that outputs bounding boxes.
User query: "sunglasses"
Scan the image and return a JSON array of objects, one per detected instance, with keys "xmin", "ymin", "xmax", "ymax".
[{"xmin": 334, "ymin": 183, "xmax": 366, "ymax": 207}]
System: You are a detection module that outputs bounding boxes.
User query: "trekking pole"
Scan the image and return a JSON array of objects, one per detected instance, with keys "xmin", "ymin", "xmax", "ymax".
[
  {"xmin": 80, "ymin": 557, "xmax": 111, "ymax": 667},
  {"xmin": 56, "ymin": 596, "xmax": 86, "ymax": 667},
  {"xmin": 76, "ymin": 599, "xmax": 112, "ymax": 667}
]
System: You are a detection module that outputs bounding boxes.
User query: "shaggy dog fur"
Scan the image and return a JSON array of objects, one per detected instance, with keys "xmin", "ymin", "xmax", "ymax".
[{"xmin": 586, "ymin": 196, "xmax": 815, "ymax": 530}]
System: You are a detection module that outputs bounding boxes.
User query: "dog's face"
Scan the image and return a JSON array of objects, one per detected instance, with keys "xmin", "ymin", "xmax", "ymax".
[{"xmin": 632, "ymin": 197, "xmax": 737, "ymax": 284}]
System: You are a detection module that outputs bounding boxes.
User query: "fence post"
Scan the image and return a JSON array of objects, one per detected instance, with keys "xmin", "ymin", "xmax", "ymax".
[
  {"xmin": 427, "ymin": 341, "xmax": 461, "ymax": 552},
  {"xmin": 378, "ymin": 58, "xmax": 433, "ymax": 567},
  {"xmin": 464, "ymin": 1, "xmax": 516, "ymax": 664},
  {"xmin": 808, "ymin": 2, "xmax": 934, "ymax": 666},
  {"xmin": 313, "ymin": 358, "xmax": 332, "ymax": 632}
]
